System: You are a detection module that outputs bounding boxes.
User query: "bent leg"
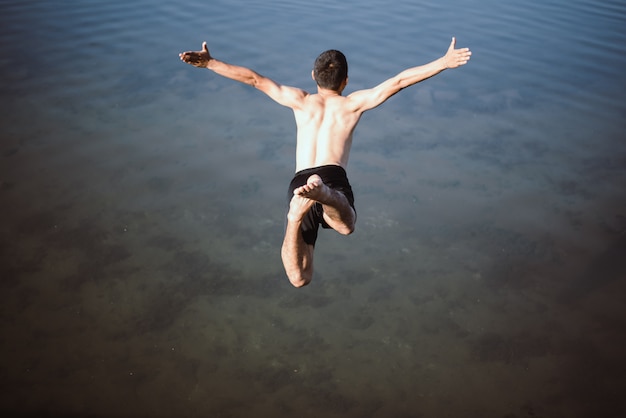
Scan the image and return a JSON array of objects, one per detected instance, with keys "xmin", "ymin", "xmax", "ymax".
[
  {"xmin": 294, "ymin": 175, "xmax": 355, "ymax": 235},
  {"xmin": 281, "ymin": 194, "xmax": 316, "ymax": 287}
]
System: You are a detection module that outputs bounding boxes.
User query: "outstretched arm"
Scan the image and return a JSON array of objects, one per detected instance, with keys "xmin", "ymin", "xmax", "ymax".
[
  {"xmin": 348, "ymin": 37, "xmax": 471, "ymax": 112},
  {"xmin": 179, "ymin": 42, "xmax": 308, "ymax": 109}
]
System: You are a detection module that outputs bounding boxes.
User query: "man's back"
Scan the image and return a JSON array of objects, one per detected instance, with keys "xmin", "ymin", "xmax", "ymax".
[{"xmin": 293, "ymin": 90, "xmax": 363, "ymax": 172}]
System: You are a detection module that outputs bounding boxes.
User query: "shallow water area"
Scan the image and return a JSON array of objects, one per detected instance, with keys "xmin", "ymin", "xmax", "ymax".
[{"xmin": 1, "ymin": 0, "xmax": 625, "ymax": 417}]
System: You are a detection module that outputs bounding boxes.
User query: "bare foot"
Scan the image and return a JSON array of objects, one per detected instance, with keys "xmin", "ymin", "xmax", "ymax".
[
  {"xmin": 293, "ymin": 175, "xmax": 333, "ymax": 203},
  {"xmin": 290, "ymin": 174, "xmax": 355, "ymax": 235},
  {"xmin": 287, "ymin": 175, "xmax": 329, "ymax": 223},
  {"xmin": 287, "ymin": 194, "xmax": 315, "ymax": 223}
]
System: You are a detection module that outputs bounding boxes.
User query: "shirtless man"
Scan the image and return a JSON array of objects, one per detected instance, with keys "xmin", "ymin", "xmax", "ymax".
[{"xmin": 179, "ymin": 38, "xmax": 471, "ymax": 287}]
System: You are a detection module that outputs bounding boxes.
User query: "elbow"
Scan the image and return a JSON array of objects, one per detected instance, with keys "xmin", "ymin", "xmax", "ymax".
[{"xmin": 250, "ymin": 73, "xmax": 266, "ymax": 89}]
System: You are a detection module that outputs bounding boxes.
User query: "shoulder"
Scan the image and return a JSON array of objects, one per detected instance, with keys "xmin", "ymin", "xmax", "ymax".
[
  {"xmin": 345, "ymin": 77, "xmax": 402, "ymax": 113},
  {"xmin": 256, "ymin": 78, "xmax": 310, "ymax": 109},
  {"xmin": 343, "ymin": 89, "xmax": 374, "ymax": 113}
]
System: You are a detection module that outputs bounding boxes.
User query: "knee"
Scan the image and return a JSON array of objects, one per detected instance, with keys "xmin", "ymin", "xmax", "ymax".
[
  {"xmin": 337, "ymin": 222, "xmax": 355, "ymax": 236},
  {"xmin": 340, "ymin": 212, "xmax": 356, "ymax": 235},
  {"xmin": 288, "ymin": 273, "xmax": 312, "ymax": 288}
]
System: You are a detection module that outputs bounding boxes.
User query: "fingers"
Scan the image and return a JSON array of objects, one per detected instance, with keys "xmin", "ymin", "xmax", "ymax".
[
  {"xmin": 179, "ymin": 51, "xmax": 201, "ymax": 66},
  {"xmin": 460, "ymin": 48, "xmax": 472, "ymax": 61},
  {"xmin": 178, "ymin": 41, "xmax": 210, "ymax": 66},
  {"xmin": 444, "ymin": 38, "xmax": 472, "ymax": 69},
  {"xmin": 447, "ymin": 36, "xmax": 472, "ymax": 66},
  {"xmin": 456, "ymin": 50, "xmax": 472, "ymax": 66}
]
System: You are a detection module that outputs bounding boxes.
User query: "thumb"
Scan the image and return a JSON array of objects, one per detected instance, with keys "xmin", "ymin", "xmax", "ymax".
[
  {"xmin": 449, "ymin": 37, "xmax": 456, "ymax": 51},
  {"xmin": 202, "ymin": 41, "xmax": 209, "ymax": 52}
]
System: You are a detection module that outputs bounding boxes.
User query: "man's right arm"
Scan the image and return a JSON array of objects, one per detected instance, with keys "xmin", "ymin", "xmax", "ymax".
[
  {"xmin": 180, "ymin": 42, "xmax": 308, "ymax": 110},
  {"xmin": 347, "ymin": 37, "xmax": 471, "ymax": 113}
]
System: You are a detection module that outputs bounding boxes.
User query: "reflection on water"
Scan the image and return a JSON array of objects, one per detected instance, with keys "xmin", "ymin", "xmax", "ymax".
[{"xmin": 1, "ymin": 0, "xmax": 625, "ymax": 417}]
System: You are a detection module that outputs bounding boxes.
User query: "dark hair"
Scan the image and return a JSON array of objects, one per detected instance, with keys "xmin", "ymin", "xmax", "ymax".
[{"xmin": 313, "ymin": 50, "xmax": 348, "ymax": 90}]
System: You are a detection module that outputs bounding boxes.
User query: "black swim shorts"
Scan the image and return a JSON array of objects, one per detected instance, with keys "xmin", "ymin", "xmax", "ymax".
[{"xmin": 286, "ymin": 164, "xmax": 355, "ymax": 246}]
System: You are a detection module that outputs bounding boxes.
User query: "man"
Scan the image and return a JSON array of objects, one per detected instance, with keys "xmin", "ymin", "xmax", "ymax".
[{"xmin": 179, "ymin": 38, "xmax": 471, "ymax": 287}]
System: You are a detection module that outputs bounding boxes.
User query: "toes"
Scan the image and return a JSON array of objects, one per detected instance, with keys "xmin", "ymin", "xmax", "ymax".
[
  {"xmin": 287, "ymin": 194, "xmax": 315, "ymax": 222},
  {"xmin": 307, "ymin": 174, "xmax": 322, "ymax": 187}
]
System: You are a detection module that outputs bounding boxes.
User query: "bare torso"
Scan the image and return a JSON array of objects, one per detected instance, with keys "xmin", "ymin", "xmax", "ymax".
[{"xmin": 292, "ymin": 91, "xmax": 362, "ymax": 172}]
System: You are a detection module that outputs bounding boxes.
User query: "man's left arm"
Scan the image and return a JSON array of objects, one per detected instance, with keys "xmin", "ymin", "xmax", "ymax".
[{"xmin": 347, "ymin": 37, "xmax": 471, "ymax": 113}]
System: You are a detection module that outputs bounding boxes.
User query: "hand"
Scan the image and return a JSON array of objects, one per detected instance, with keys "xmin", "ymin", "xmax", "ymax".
[
  {"xmin": 444, "ymin": 37, "xmax": 471, "ymax": 69},
  {"xmin": 179, "ymin": 41, "xmax": 213, "ymax": 68}
]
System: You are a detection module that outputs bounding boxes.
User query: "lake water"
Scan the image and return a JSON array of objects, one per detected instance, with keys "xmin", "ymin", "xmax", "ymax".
[{"xmin": 1, "ymin": 0, "xmax": 625, "ymax": 416}]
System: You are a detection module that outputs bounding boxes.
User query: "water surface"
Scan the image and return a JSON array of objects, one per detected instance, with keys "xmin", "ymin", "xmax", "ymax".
[{"xmin": 1, "ymin": 0, "xmax": 625, "ymax": 417}]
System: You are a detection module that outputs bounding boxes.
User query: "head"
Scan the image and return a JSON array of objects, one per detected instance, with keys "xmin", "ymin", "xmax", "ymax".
[{"xmin": 313, "ymin": 50, "xmax": 348, "ymax": 91}]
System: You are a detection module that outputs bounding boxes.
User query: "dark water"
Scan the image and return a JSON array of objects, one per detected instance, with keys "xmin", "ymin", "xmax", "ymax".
[{"xmin": 1, "ymin": 0, "xmax": 625, "ymax": 417}]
